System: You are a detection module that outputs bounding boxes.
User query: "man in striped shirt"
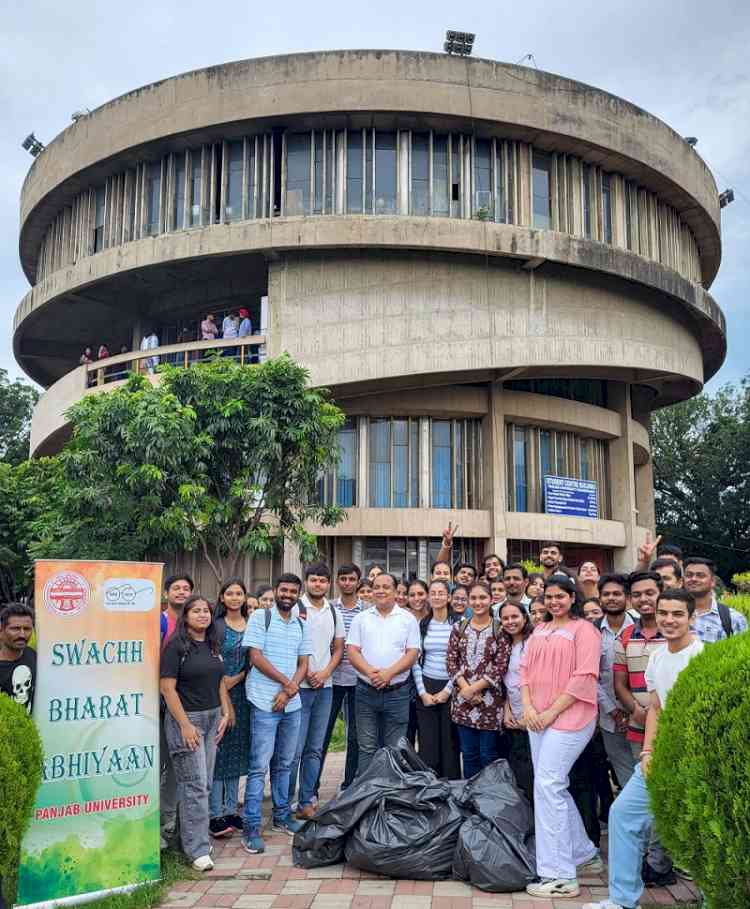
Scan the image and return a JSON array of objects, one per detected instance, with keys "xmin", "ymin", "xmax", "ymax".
[{"xmin": 314, "ymin": 563, "xmax": 364, "ymax": 797}]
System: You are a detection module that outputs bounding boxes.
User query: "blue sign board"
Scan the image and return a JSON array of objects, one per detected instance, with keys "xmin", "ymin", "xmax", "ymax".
[{"xmin": 543, "ymin": 476, "xmax": 598, "ymax": 519}]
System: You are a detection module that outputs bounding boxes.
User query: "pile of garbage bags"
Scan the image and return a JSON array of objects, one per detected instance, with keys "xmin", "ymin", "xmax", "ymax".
[{"xmin": 292, "ymin": 739, "xmax": 536, "ymax": 892}]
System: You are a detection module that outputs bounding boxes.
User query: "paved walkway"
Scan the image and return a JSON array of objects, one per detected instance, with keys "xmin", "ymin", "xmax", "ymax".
[{"xmin": 163, "ymin": 754, "xmax": 701, "ymax": 909}]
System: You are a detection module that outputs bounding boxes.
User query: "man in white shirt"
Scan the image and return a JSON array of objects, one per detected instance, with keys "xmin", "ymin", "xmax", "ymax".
[
  {"xmin": 583, "ymin": 588, "xmax": 704, "ymax": 909},
  {"xmin": 288, "ymin": 562, "xmax": 345, "ymax": 820},
  {"xmin": 347, "ymin": 572, "xmax": 421, "ymax": 776}
]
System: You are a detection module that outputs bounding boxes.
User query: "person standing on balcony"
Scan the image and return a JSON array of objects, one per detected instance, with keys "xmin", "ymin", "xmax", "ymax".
[
  {"xmin": 238, "ymin": 308, "xmax": 252, "ymax": 337},
  {"xmin": 201, "ymin": 313, "xmax": 219, "ymax": 342},
  {"xmin": 221, "ymin": 311, "xmax": 239, "ymax": 361},
  {"xmin": 140, "ymin": 328, "xmax": 159, "ymax": 375}
]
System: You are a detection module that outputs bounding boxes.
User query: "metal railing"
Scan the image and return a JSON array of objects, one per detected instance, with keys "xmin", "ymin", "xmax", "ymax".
[{"xmin": 84, "ymin": 335, "xmax": 267, "ymax": 386}]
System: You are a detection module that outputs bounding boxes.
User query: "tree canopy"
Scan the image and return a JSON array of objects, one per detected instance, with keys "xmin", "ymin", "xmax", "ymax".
[
  {"xmin": 0, "ymin": 369, "xmax": 39, "ymax": 467},
  {"xmin": 651, "ymin": 373, "xmax": 750, "ymax": 582},
  {"xmin": 15, "ymin": 355, "xmax": 345, "ymax": 588}
]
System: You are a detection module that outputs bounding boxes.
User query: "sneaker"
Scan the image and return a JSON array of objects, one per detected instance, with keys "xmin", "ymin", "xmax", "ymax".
[
  {"xmin": 209, "ymin": 816, "xmax": 233, "ymax": 837},
  {"xmin": 227, "ymin": 814, "xmax": 244, "ymax": 832},
  {"xmin": 577, "ymin": 855, "xmax": 605, "ymax": 875},
  {"xmin": 192, "ymin": 854, "xmax": 214, "ymax": 872},
  {"xmin": 526, "ymin": 878, "xmax": 580, "ymax": 898},
  {"xmin": 241, "ymin": 830, "xmax": 265, "ymax": 854},
  {"xmin": 270, "ymin": 814, "xmax": 304, "ymax": 836}
]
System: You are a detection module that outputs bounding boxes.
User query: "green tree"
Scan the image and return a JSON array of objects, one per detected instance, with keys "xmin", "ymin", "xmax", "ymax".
[
  {"xmin": 651, "ymin": 374, "xmax": 750, "ymax": 581},
  {"xmin": 0, "ymin": 369, "xmax": 39, "ymax": 467},
  {"xmin": 31, "ymin": 355, "xmax": 345, "ymax": 584},
  {"xmin": 0, "ymin": 458, "xmax": 66, "ymax": 602}
]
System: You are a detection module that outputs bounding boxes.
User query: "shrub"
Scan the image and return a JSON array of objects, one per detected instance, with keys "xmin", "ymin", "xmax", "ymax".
[
  {"xmin": 521, "ymin": 560, "xmax": 544, "ymax": 576},
  {"xmin": 0, "ymin": 695, "xmax": 43, "ymax": 904},
  {"xmin": 731, "ymin": 571, "xmax": 750, "ymax": 594},
  {"xmin": 648, "ymin": 633, "xmax": 750, "ymax": 908},
  {"xmin": 724, "ymin": 593, "xmax": 750, "ymax": 623}
]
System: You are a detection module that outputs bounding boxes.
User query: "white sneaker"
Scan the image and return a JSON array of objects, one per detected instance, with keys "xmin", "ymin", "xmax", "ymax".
[
  {"xmin": 526, "ymin": 878, "xmax": 580, "ymax": 898},
  {"xmin": 192, "ymin": 854, "xmax": 214, "ymax": 872},
  {"xmin": 577, "ymin": 855, "xmax": 605, "ymax": 875}
]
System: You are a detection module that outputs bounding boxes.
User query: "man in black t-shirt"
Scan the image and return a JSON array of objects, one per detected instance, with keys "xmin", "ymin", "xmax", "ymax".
[{"xmin": 0, "ymin": 603, "xmax": 36, "ymax": 715}]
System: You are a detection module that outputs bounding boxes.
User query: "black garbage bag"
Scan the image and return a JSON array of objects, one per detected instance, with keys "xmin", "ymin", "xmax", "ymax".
[
  {"xmin": 293, "ymin": 738, "xmax": 450, "ymax": 868},
  {"xmin": 452, "ymin": 758, "xmax": 536, "ymax": 891},
  {"xmin": 453, "ymin": 815, "xmax": 536, "ymax": 892},
  {"xmin": 458, "ymin": 758, "xmax": 534, "ymax": 838},
  {"xmin": 345, "ymin": 790, "xmax": 468, "ymax": 879}
]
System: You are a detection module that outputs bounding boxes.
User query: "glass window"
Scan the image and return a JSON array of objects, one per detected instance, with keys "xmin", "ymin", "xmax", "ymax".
[
  {"xmin": 495, "ymin": 142, "xmax": 507, "ymax": 223},
  {"xmin": 190, "ymin": 154, "xmax": 202, "ymax": 226},
  {"xmin": 624, "ymin": 181, "xmax": 634, "ymax": 250},
  {"xmin": 368, "ymin": 417, "xmax": 419, "ymax": 507},
  {"xmin": 318, "ymin": 417, "xmax": 358, "ymax": 506},
  {"xmin": 346, "ymin": 130, "xmax": 363, "ymax": 214},
  {"xmin": 374, "ymin": 131, "xmax": 397, "ymax": 214},
  {"xmin": 93, "ymin": 187, "xmax": 105, "ymax": 252},
  {"xmin": 583, "ymin": 163, "xmax": 593, "ymax": 239},
  {"xmin": 313, "ymin": 132, "xmax": 324, "ymax": 214},
  {"xmin": 451, "ymin": 136, "xmax": 461, "ymax": 216},
  {"xmin": 433, "ymin": 134, "xmax": 449, "ymax": 217},
  {"xmin": 601, "ymin": 172, "xmax": 613, "ymax": 244},
  {"xmin": 146, "ymin": 161, "xmax": 161, "ymax": 236},
  {"xmin": 475, "ymin": 139, "xmax": 492, "ymax": 217},
  {"xmin": 505, "ymin": 378, "xmax": 607, "ymax": 408},
  {"xmin": 514, "ymin": 427, "xmax": 528, "ymax": 512},
  {"xmin": 431, "ymin": 421, "xmax": 452, "ymax": 508},
  {"xmin": 532, "ymin": 152, "xmax": 551, "ymax": 229},
  {"xmin": 128, "ymin": 171, "xmax": 137, "ymax": 240},
  {"xmin": 581, "ymin": 439, "xmax": 590, "ymax": 480},
  {"xmin": 540, "ymin": 430, "xmax": 552, "ymax": 478},
  {"xmin": 411, "ymin": 133, "xmax": 429, "ymax": 216},
  {"xmin": 507, "ymin": 142, "xmax": 516, "ymax": 225},
  {"xmin": 173, "ymin": 155, "xmax": 185, "ymax": 230},
  {"xmin": 225, "ymin": 141, "xmax": 243, "ymax": 221},
  {"xmin": 364, "ymin": 538, "xmax": 419, "ymax": 576},
  {"xmin": 286, "ymin": 133, "xmax": 310, "ymax": 216}
]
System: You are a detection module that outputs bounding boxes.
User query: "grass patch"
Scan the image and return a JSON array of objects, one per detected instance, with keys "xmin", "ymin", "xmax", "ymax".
[
  {"xmin": 70, "ymin": 850, "xmax": 199, "ymax": 909},
  {"xmin": 329, "ymin": 715, "xmax": 346, "ymax": 752}
]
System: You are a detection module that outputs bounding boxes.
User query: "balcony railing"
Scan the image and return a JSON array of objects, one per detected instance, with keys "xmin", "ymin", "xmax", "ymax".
[{"xmin": 84, "ymin": 335, "xmax": 267, "ymax": 386}]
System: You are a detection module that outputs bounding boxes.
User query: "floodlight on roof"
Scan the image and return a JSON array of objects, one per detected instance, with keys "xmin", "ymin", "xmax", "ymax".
[
  {"xmin": 21, "ymin": 133, "xmax": 45, "ymax": 157},
  {"xmin": 71, "ymin": 109, "xmax": 91, "ymax": 121},
  {"xmin": 719, "ymin": 189, "xmax": 735, "ymax": 208},
  {"xmin": 684, "ymin": 136, "xmax": 698, "ymax": 147},
  {"xmin": 444, "ymin": 30, "xmax": 475, "ymax": 56}
]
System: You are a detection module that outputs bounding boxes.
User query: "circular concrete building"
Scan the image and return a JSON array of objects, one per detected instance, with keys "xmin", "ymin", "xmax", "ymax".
[{"xmin": 14, "ymin": 49, "xmax": 727, "ymax": 586}]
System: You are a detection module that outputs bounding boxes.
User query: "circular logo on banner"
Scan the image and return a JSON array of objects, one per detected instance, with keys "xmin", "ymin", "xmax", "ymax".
[{"xmin": 44, "ymin": 571, "xmax": 91, "ymax": 617}]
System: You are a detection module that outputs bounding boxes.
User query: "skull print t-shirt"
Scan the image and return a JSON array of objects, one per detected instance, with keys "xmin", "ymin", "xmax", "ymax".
[{"xmin": 0, "ymin": 647, "xmax": 37, "ymax": 715}]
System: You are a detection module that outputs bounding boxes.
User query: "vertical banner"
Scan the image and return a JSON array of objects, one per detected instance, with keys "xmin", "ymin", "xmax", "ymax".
[{"xmin": 16, "ymin": 560, "xmax": 163, "ymax": 909}]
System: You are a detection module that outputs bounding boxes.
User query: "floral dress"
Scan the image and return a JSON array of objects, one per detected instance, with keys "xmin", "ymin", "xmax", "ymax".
[
  {"xmin": 446, "ymin": 621, "xmax": 511, "ymax": 731},
  {"xmin": 213, "ymin": 625, "xmax": 251, "ymax": 779}
]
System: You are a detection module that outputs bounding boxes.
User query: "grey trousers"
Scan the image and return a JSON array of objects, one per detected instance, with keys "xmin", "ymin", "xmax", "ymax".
[
  {"xmin": 165, "ymin": 707, "xmax": 221, "ymax": 861},
  {"xmin": 159, "ymin": 712, "xmax": 177, "ymax": 833},
  {"xmin": 629, "ymin": 740, "xmax": 673, "ymax": 874},
  {"xmin": 601, "ymin": 728, "xmax": 636, "ymax": 789}
]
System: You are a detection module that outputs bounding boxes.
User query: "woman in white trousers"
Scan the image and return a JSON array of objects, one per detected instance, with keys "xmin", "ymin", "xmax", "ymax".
[{"xmin": 520, "ymin": 573, "xmax": 603, "ymax": 899}]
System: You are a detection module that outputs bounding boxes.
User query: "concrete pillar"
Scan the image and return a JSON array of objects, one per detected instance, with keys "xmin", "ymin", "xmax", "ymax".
[
  {"xmin": 484, "ymin": 383, "xmax": 508, "ymax": 561},
  {"xmin": 418, "ymin": 539, "xmax": 429, "ymax": 580},
  {"xmin": 282, "ymin": 542, "xmax": 304, "ymax": 580},
  {"xmin": 419, "ymin": 417, "xmax": 430, "ymax": 508},
  {"xmin": 352, "ymin": 538, "xmax": 364, "ymax": 573},
  {"xmin": 609, "ymin": 382, "xmax": 638, "ymax": 571}
]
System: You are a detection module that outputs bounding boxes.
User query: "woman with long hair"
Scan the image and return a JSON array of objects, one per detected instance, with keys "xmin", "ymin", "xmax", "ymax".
[
  {"xmin": 520, "ymin": 575, "xmax": 602, "ymax": 899},
  {"xmin": 413, "ymin": 579, "xmax": 461, "ymax": 778},
  {"xmin": 498, "ymin": 601, "xmax": 534, "ymax": 802},
  {"xmin": 255, "ymin": 584, "xmax": 275, "ymax": 609},
  {"xmin": 160, "ymin": 595, "xmax": 233, "ymax": 871},
  {"xmin": 406, "ymin": 579, "xmax": 430, "ymax": 623},
  {"xmin": 447, "ymin": 581, "xmax": 511, "ymax": 778},
  {"xmin": 209, "ymin": 579, "xmax": 251, "ymax": 838},
  {"xmin": 450, "ymin": 584, "xmax": 471, "ymax": 618}
]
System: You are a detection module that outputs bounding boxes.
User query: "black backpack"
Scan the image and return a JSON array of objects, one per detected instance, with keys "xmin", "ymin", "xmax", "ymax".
[{"xmin": 717, "ymin": 602, "xmax": 734, "ymax": 638}]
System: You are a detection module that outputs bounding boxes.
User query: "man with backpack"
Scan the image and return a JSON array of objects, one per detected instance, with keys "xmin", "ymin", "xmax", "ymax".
[
  {"xmin": 683, "ymin": 557, "xmax": 747, "ymax": 641},
  {"xmin": 241, "ymin": 573, "xmax": 312, "ymax": 854},
  {"xmin": 288, "ymin": 562, "xmax": 345, "ymax": 820}
]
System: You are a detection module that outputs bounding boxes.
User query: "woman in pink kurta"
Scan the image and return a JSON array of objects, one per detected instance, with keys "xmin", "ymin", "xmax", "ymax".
[{"xmin": 520, "ymin": 573, "xmax": 602, "ymax": 900}]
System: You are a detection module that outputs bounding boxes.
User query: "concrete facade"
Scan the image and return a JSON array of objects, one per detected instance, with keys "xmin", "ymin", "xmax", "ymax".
[{"xmin": 14, "ymin": 49, "xmax": 728, "ymax": 581}]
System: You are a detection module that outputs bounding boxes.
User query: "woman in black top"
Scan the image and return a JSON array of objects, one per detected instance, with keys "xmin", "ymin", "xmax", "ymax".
[{"xmin": 160, "ymin": 595, "xmax": 232, "ymax": 871}]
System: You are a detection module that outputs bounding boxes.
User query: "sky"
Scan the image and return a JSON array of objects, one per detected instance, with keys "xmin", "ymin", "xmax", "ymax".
[{"xmin": 2, "ymin": 0, "xmax": 749, "ymax": 392}]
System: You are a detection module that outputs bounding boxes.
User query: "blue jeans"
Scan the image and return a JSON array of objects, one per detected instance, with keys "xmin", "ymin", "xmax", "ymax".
[
  {"xmin": 608, "ymin": 764, "xmax": 653, "ymax": 908},
  {"xmin": 288, "ymin": 686, "xmax": 333, "ymax": 808},
  {"xmin": 456, "ymin": 724, "xmax": 500, "ymax": 779},
  {"xmin": 243, "ymin": 704, "xmax": 301, "ymax": 832},
  {"xmin": 209, "ymin": 776, "xmax": 240, "ymax": 818},
  {"xmin": 355, "ymin": 680, "xmax": 411, "ymax": 777}
]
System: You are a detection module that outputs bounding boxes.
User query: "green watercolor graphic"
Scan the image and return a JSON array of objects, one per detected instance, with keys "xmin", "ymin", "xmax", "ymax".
[{"xmin": 17, "ymin": 810, "xmax": 160, "ymax": 904}]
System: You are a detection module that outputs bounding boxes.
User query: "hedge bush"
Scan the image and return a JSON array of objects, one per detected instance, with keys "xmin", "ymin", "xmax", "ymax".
[
  {"xmin": 648, "ymin": 633, "xmax": 750, "ymax": 909},
  {"xmin": 0, "ymin": 696, "xmax": 43, "ymax": 904},
  {"xmin": 724, "ymin": 593, "xmax": 750, "ymax": 623},
  {"xmin": 731, "ymin": 572, "xmax": 750, "ymax": 594}
]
